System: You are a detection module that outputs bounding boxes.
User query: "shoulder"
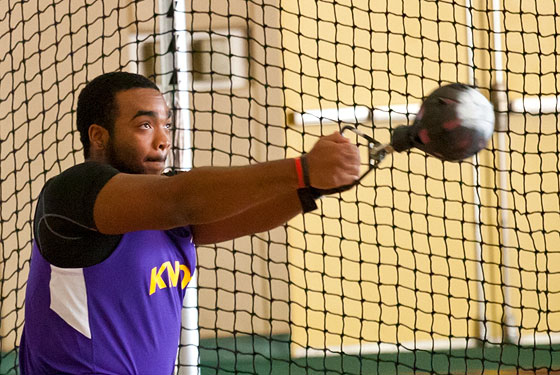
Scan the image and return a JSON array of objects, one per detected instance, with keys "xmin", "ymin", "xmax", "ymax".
[
  {"xmin": 34, "ymin": 162, "xmax": 123, "ymax": 267},
  {"xmin": 50, "ymin": 161, "xmax": 119, "ymax": 184},
  {"xmin": 42, "ymin": 162, "xmax": 119, "ymax": 199},
  {"xmin": 37, "ymin": 161, "xmax": 121, "ymax": 232}
]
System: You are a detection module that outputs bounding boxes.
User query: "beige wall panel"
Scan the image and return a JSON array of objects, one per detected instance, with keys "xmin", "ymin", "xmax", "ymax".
[
  {"xmin": 187, "ymin": 0, "xmax": 291, "ymax": 339},
  {"xmin": 2, "ymin": 0, "xmax": 290, "ymax": 349},
  {"xmin": 1, "ymin": 0, "xmax": 157, "ymax": 352}
]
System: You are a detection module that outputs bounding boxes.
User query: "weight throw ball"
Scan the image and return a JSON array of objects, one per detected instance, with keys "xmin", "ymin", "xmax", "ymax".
[{"xmin": 391, "ymin": 83, "xmax": 495, "ymax": 161}]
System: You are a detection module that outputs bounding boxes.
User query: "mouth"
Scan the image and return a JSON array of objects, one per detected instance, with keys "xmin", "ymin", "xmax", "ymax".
[
  {"xmin": 144, "ymin": 156, "xmax": 167, "ymax": 173},
  {"xmin": 145, "ymin": 156, "xmax": 167, "ymax": 163}
]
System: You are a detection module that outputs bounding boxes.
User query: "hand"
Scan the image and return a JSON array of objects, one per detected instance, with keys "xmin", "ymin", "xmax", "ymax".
[{"xmin": 304, "ymin": 132, "xmax": 361, "ymax": 190}]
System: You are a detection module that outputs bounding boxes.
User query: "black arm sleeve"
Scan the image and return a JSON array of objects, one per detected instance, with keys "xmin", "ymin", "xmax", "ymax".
[{"xmin": 34, "ymin": 162, "xmax": 122, "ymax": 268}]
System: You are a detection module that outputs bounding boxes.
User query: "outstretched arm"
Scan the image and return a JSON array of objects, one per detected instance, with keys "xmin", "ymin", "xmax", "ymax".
[
  {"xmin": 93, "ymin": 132, "xmax": 359, "ymax": 235},
  {"xmin": 191, "ymin": 190, "xmax": 301, "ymax": 245}
]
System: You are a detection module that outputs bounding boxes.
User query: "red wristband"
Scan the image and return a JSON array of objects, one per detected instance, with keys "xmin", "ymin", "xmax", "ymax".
[{"xmin": 294, "ymin": 157, "xmax": 306, "ymax": 188}]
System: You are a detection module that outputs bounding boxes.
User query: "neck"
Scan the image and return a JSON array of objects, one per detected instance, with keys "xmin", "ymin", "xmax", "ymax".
[{"xmin": 87, "ymin": 151, "xmax": 109, "ymax": 165}]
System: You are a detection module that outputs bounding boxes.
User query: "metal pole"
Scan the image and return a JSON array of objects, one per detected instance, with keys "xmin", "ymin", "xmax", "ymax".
[
  {"xmin": 464, "ymin": 0, "xmax": 490, "ymax": 345},
  {"xmin": 489, "ymin": 0, "xmax": 519, "ymax": 345},
  {"xmin": 164, "ymin": 0, "xmax": 200, "ymax": 373}
]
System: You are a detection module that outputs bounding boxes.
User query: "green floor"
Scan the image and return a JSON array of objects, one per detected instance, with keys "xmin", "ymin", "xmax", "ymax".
[
  {"xmin": 0, "ymin": 352, "xmax": 17, "ymax": 375},
  {"xmin": 198, "ymin": 335, "xmax": 560, "ymax": 375},
  {"xmin": 2, "ymin": 336, "xmax": 560, "ymax": 374}
]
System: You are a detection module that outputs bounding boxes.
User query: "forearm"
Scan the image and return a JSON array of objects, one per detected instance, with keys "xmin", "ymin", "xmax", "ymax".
[
  {"xmin": 172, "ymin": 159, "xmax": 299, "ymax": 225},
  {"xmin": 191, "ymin": 190, "xmax": 303, "ymax": 245}
]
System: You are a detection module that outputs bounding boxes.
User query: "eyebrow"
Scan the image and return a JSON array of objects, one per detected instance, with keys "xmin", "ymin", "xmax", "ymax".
[{"xmin": 131, "ymin": 110, "xmax": 173, "ymax": 120}]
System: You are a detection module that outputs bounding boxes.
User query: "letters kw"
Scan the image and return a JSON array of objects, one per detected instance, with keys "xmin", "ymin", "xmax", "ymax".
[{"xmin": 149, "ymin": 261, "xmax": 191, "ymax": 295}]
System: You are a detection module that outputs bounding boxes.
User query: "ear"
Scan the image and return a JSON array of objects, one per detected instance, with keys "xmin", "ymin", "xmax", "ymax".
[{"xmin": 88, "ymin": 124, "xmax": 110, "ymax": 152}]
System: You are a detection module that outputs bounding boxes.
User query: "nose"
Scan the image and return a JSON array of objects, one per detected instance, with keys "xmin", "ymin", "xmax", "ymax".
[{"xmin": 154, "ymin": 126, "xmax": 171, "ymax": 151}]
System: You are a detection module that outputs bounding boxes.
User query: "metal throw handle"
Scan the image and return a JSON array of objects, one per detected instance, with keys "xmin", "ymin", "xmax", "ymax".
[{"xmin": 310, "ymin": 125, "xmax": 393, "ymax": 196}]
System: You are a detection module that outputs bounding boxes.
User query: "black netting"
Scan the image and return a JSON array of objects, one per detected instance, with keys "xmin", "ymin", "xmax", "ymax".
[{"xmin": 1, "ymin": 1, "xmax": 560, "ymax": 374}]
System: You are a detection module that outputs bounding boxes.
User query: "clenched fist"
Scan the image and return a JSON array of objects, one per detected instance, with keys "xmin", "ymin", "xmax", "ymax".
[{"xmin": 304, "ymin": 132, "xmax": 361, "ymax": 190}]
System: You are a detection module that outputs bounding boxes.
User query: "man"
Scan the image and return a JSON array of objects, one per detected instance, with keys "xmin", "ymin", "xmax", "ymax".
[{"xmin": 19, "ymin": 72, "xmax": 360, "ymax": 374}]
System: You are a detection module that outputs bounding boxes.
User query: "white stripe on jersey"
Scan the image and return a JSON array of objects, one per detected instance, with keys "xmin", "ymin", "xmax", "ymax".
[{"xmin": 49, "ymin": 265, "xmax": 91, "ymax": 339}]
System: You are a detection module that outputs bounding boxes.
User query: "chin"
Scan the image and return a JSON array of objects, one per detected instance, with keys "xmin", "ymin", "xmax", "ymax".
[
  {"xmin": 145, "ymin": 168, "xmax": 164, "ymax": 175},
  {"xmin": 109, "ymin": 162, "xmax": 146, "ymax": 175},
  {"xmin": 143, "ymin": 163, "xmax": 166, "ymax": 175}
]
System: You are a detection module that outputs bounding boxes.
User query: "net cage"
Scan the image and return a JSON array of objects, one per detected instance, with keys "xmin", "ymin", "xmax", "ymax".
[{"xmin": 1, "ymin": 0, "xmax": 560, "ymax": 374}]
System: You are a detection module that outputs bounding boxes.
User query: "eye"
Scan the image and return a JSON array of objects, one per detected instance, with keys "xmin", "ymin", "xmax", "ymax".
[
  {"xmin": 165, "ymin": 123, "xmax": 173, "ymax": 130},
  {"xmin": 141, "ymin": 122, "xmax": 152, "ymax": 129}
]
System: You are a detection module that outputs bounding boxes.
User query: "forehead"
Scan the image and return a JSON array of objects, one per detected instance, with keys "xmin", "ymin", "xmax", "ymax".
[{"xmin": 114, "ymin": 88, "xmax": 169, "ymax": 118}]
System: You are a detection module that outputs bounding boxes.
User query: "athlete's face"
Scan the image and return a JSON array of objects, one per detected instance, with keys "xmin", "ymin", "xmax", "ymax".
[{"xmin": 107, "ymin": 88, "xmax": 172, "ymax": 175}]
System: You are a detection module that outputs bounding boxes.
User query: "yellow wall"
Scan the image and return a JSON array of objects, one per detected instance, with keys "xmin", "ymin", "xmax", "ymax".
[
  {"xmin": 283, "ymin": 0, "xmax": 560, "ymax": 354},
  {"xmin": 500, "ymin": 113, "xmax": 560, "ymax": 335},
  {"xmin": 282, "ymin": 0, "xmax": 474, "ymax": 116}
]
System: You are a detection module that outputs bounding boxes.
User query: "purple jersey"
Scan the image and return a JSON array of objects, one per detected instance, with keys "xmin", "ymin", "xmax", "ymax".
[
  {"xmin": 20, "ymin": 162, "xmax": 197, "ymax": 374},
  {"xmin": 20, "ymin": 228, "xmax": 196, "ymax": 374}
]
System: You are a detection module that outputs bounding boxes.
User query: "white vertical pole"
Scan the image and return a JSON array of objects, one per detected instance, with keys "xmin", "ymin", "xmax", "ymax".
[
  {"xmin": 172, "ymin": 4, "xmax": 192, "ymax": 169},
  {"xmin": 490, "ymin": 0, "xmax": 519, "ymax": 345},
  {"xmin": 180, "ymin": 275, "xmax": 200, "ymax": 375},
  {"xmin": 167, "ymin": 0, "xmax": 199, "ymax": 374},
  {"xmin": 464, "ymin": 0, "xmax": 490, "ymax": 345}
]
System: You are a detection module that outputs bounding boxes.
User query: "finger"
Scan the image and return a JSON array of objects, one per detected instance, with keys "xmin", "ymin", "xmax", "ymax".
[
  {"xmin": 341, "ymin": 148, "xmax": 361, "ymax": 179},
  {"xmin": 320, "ymin": 132, "xmax": 342, "ymax": 142},
  {"xmin": 342, "ymin": 160, "xmax": 360, "ymax": 181},
  {"xmin": 332, "ymin": 131, "xmax": 351, "ymax": 143},
  {"xmin": 339, "ymin": 169, "xmax": 360, "ymax": 185},
  {"xmin": 323, "ymin": 131, "xmax": 351, "ymax": 143},
  {"xmin": 331, "ymin": 154, "xmax": 360, "ymax": 181},
  {"xmin": 338, "ymin": 143, "xmax": 360, "ymax": 162}
]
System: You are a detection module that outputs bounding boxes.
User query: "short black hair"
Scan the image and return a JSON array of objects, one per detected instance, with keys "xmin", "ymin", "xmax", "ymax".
[{"xmin": 76, "ymin": 71, "xmax": 160, "ymax": 158}]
